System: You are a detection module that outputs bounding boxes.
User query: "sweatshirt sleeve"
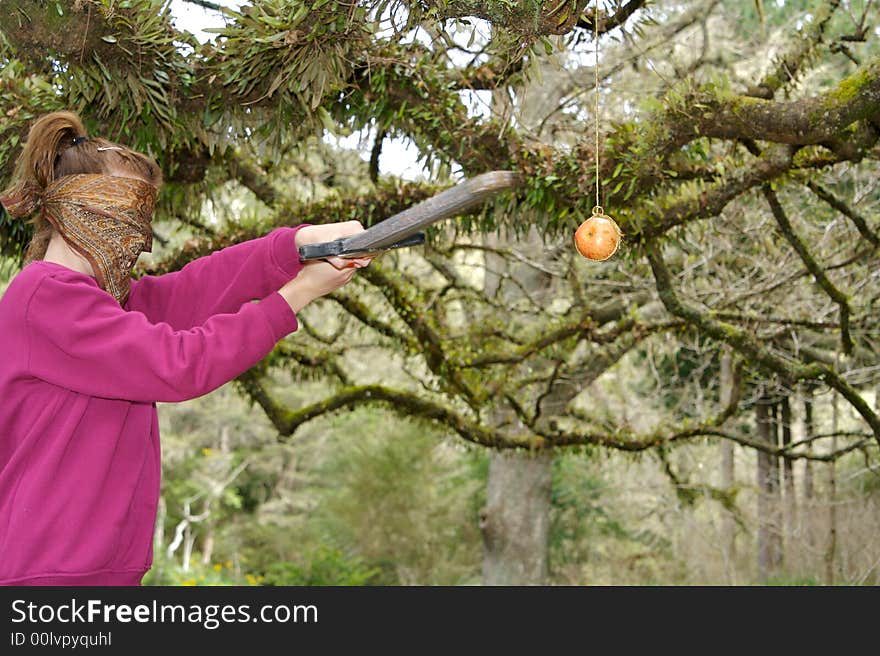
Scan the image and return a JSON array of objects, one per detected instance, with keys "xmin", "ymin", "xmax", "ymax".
[
  {"xmin": 26, "ymin": 271, "xmax": 298, "ymax": 403},
  {"xmin": 126, "ymin": 225, "xmax": 310, "ymax": 329}
]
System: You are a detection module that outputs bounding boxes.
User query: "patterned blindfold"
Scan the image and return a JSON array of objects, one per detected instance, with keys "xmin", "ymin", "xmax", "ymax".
[{"xmin": 2, "ymin": 174, "xmax": 157, "ymax": 304}]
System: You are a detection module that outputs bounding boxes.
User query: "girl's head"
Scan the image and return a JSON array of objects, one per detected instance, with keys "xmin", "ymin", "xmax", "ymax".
[
  {"xmin": 1, "ymin": 111, "xmax": 163, "ymax": 304},
  {"xmin": 2, "ymin": 111, "xmax": 163, "ymax": 262}
]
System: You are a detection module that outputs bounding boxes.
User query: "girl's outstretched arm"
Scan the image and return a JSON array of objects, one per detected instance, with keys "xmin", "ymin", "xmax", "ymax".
[
  {"xmin": 25, "ymin": 266, "xmax": 299, "ymax": 403},
  {"xmin": 127, "ymin": 225, "xmax": 310, "ymax": 329}
]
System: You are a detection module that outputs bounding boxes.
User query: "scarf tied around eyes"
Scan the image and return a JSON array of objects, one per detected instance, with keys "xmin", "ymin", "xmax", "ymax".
[{"xmin": 1, "ymin": 174, "xmax": 157, "ymax": 305}]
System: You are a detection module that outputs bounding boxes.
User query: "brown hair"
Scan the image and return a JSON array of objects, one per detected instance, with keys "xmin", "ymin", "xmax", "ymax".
[{"xmin": 1, "ymin": 111, "xmax": 163, "ymax": 261}]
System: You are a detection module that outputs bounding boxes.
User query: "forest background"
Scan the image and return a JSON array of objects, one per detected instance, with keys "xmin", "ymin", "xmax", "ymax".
[{"xmin": 2, "ymin": 0, "xmax": 879, "ymax": 585}]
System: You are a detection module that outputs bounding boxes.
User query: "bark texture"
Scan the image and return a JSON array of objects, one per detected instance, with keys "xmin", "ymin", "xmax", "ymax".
[
  {"xmin": 756, "ymin": 391, "xmax": 783, "ymax": 581},
  {"xmin": 481, "ymin": 450, "xmax": 553, "ymax": 585}
]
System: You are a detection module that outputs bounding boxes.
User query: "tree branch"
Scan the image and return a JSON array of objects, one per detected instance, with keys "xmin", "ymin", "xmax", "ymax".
[
  {"xmin": 467, "ymin": 316, "xmax": 680, "ymax": 369},
  {"xmin": 806, "ymin": 180, "xmax": 880, "ymax": 248},
  {"xmin": 646, "ymin": 240, "xmax": 880, "ymax": 444},
  {"xmin": 358, "ymin": 263, "xmax": 481, "ymax": 407},
  {"xmin": 225, "ymin": 152, "xmax": 278, "ymax": 208},
  {"xmin": 699, "ymin": 58, "xmax": 880, "ymax": 145},
  {"xmin": 575, "ymin": 0, "xmax": 651, "ymax": 34},
  {"xmin": 369, "ymin": 128, "xmax": 385, "ymax": 184},
  {"xmin": 747, "ymin": 0, "xmax": 842, "ymax": 99},
  {"xmin": 762, "ymin": 185, "xmax": 854, "ymax": 354},
  {"xmin": 637, "ymin": 145, "xmax": 795, "ymax": 240},
  {"xmin": 237, "ymin": 356, "xmax": 872, "ymax": 459},
  {"xmin": 236, "ymin": 372, "xmax": 524, "ymax": 448},
  {"xmin": 325, "ymin": 288, "xmax": 415, "ymax": 347},
  {"xmin": 431, "ymin": 0, "xmax": 591, "ymax": 36}
]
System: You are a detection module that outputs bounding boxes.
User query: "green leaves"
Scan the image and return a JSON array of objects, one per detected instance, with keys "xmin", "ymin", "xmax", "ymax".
[{"xmin": 201, "ymin": 0, "xmax": 371, "ymax": 124}]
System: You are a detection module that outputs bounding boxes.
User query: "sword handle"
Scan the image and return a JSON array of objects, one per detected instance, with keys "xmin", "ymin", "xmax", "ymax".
[
  {"xmin": 298, "ymin": 232, "xmax": 426, "ymax": 261},
  {"xmin": 297, "ymin": 239, "xmax": 345, "ymax": 261}
]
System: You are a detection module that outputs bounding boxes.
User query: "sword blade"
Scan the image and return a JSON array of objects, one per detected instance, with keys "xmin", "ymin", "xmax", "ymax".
[
  {"xmin": 340, "ymin": 170, "xmax": 520, "ymax": 252},
  {"xmin": 296, "ymin": 171, "xmax": 521, "ymax": 261}
]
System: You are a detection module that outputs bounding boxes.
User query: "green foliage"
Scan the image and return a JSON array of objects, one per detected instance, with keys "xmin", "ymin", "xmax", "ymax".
[
  {"xmin": 0, "ymin": 254, "xmax": 19, "ymax": 284},
  {"xmin": 546, "ymin": 450, "xmax": 680, "ymax": 584},
  {"xmin": 306, "ymin": 408, "xmax": 485, "ymax": 585},
  {"xmin": 151, "ymin": 390, "xmax": 487, "ymax": 586},
  {"xmin": 549, "ymin": 452, "xmax": 630, "ymax": 568},
  {"xmin": 0, "ymin": 57, "xmax": 64, "ymax": 183},
  {"xmin": 143, "ymin": 560, "xmax": 263, "ymax": 586},
  {"xmin": 262, "ymin": 548, "xmax": 380, "ymax": 586},
  {"xmin": 762, "ymin": 575, "xmax": 823, "ymax": 586},
  {"xmin": 204, "ymin": 0, "xmax": 370, "ymax": 118}
]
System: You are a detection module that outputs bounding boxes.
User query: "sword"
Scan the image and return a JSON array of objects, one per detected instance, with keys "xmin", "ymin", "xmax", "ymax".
[{"xmin": 297, "ymin": 171, "xmax": 521, "ymax": 261}]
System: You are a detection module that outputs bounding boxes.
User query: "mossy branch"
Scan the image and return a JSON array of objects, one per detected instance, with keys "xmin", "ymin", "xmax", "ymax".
[
  {"xmin": 238, "ymin": 359, "xmax": 874, "ymax": 457},
  {"xmin": 636, "ymin": 145, "xmax": 795, "ymax": 240},
  {"xmin": 434, "ymin": 0, "xmax": 591, "ymax": 36},
  {"xmin": 224, "ymin": 152, "xmax": 278, "ymax": 208},
  {"xmin": 761, "ymin": 185, "xmax": 854, "ymax": 354},
  {"xmin": 325, "ymin": 290, "xmax": 414, "ymax": 348},
  {"xmin": 747, "ymin": 0, "xmax": 841, "ymax": 99},
  {"xmin": 701, "ymin": 57, "xmax": 880, "ymax": 145},
  {"xmin": 806, "ymin": 180, "xmax": 880, "ymax": 248},
  {"xmin": 646, "ymin": 240, "xmax": 880, "ymax": 445},
  {"xmin": 236, "ymin": 371, "xmax": 525, "ymax": 448},
  {"xmin": 358, "ymin": 263, "xmax": 480, "ymax": 407}
]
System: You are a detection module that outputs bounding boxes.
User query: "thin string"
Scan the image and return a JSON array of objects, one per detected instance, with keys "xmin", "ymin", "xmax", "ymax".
[{"xmin": 594, "ymin": 1, "xmax": 601, "ymax": 214}]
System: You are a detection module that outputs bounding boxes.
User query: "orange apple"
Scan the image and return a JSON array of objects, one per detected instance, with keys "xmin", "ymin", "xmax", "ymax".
[{"xmin": 574, "ymin": 213, "xmax": 622, "ymax": 261}]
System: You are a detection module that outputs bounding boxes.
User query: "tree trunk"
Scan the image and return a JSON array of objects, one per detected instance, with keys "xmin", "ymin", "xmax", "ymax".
[
  {"xmin": 719, "ymin": 350, "xmax": 737, "ymax": 581},
  {"xmin": 480, "ymin": 450, "xmax": 553, "ymax": 585},
  {"xmin": 803, "ymin": 387, "xmax": 814, "ymax": 501},
  {"xmin": 183, "ymin": 525, "xmax": 194, "ymax": 572},
  {"xmin": 756, "ymin": 390, "xmax": 782, "ymax": 581},
  {"xmin": 479, "ymin": 215, "xmax": 556, "ymax": 586},
  {"xmin": 780, "ymin": 395, "xmax": 796, "ymax": 559},
  {"xmin": 825, "ymin": 389, "xmax": 838, "ymax": 585},
  {"xmin": 769, "ymin": 400, "xmax": 783, "ymax": 574},
  {"xmin": 801, "ymin": 385, "xmax": 818, "ymax": 557},
  {"xmin": 152, "ymin": 495, "xmax": 167, "ymax": 582},
  {"xmin": 201, "ymin": 525, "xmax": 215, "ymax": 566}
]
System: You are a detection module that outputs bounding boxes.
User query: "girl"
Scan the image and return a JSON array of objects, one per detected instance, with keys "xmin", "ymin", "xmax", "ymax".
[{"xmin": 0, "ymin": 111, "xmax": 371, "ymax": 585}]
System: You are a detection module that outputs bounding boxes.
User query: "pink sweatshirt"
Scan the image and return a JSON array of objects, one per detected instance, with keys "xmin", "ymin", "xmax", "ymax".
[{"xmin": 0, "ymin": 225, "xmax": 307, "ymax": 585}]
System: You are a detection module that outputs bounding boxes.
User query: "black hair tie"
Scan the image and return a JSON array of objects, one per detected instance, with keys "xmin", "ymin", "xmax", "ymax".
[{"xmin": 72, "ymin": 136, "xmax": 88, "ymax": 146}]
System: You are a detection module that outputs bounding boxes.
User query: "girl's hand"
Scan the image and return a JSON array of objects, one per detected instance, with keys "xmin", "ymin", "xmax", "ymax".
[
  {"xmin": 295, "ymin": 221, "xmax": 375, "ymax": 270},
  {"xmin": 279, "ymin": 258, "xmax": 362, "ymax": 313}
]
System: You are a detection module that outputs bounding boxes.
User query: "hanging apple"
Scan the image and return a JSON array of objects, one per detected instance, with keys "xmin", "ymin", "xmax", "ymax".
[{"xmin": 574, "ymin": 208, "xmax": 622, "ymax": 261}]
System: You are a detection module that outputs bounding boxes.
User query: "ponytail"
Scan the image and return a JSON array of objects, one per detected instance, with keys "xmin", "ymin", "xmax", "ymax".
[
  {"xmin": 9, "ymin": 111, "xmax": 87, "ymax": 198},
  {"xmin": 0, "ymin": 112, "xmax": 87, "ymax": 262}
]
